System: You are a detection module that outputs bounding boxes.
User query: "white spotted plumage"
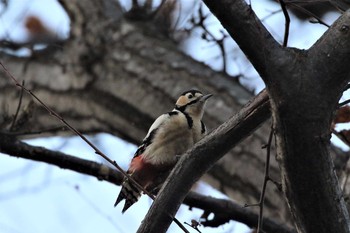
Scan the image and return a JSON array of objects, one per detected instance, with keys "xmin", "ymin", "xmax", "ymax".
[{"xmin": 115, "ymin": 89, "xmax": 212, "ymax": 213}]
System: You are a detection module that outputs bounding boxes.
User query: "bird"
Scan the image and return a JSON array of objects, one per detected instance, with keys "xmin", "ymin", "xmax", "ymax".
[{"xmin": 114, "ymin": 89, "xmax": 212, "ymax": 213}]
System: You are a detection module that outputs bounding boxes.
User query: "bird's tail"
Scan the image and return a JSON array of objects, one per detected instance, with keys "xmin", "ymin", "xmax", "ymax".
[{"xmin": 114, "ymin": 179, "xmax": 141, "ymax": 213}]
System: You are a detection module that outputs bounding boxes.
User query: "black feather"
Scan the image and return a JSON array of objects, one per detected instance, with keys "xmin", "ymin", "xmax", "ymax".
[
  {"xmin": 175, "ymin": 95, "xmax": 201, "ymax": 112},
  {"xmin": 183, "ymin": 112, "xmax": 193, "ymax": 129},
  {"xmin": 181, "ymin": 89, "xmax": 202, "ymax": 96},
  {"xmin": 168, "ymin": 111, "xmax": 179, "ymax": 116},
  {"xmin": 133, "ymin": 129, "xmax": 158, "ymax": 158},
  {"xmin": 173, "ymin": 107, "xmax": 193, "ymax": 129},
  {"xmin": 115, "ymin": 180, "xmax": 141, "ymax": 213}
]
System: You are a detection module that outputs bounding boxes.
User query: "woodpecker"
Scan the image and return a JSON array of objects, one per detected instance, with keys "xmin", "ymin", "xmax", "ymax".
[{"xmin": 115, "ymin": 89, "xmax": 212, "ymax": 213}]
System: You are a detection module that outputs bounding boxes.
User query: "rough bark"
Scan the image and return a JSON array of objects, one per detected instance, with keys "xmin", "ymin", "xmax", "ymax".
[
  {"xmin": 0, "ymin": 125, "xmax": 296, "ymax": 233},
  {"xmin": 202, "ymin": 1, "xmax": 350, "ymax": 231},
  {"xmin": 0, "ymin": 0, "xmax": 291, "ymax": 225},
  {"xmin": 0, "ymin": 0, "xmax": 349, "ymax": 232},
  {"xmin": 136, "ymin": 88, "xmax": 271, "ymax": 233},
  {"xmin": 137, "ymin": 0, "xmax": 350, "ymax": 233},
  {"xmin": 266, "ymin": 11, "xmax": 350, "ymax": 233}
]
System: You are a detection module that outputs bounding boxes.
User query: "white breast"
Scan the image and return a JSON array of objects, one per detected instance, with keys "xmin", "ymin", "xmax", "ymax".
[{"xmin": 143, "ymin": 112, "xmax": 202, "ymax": 165}]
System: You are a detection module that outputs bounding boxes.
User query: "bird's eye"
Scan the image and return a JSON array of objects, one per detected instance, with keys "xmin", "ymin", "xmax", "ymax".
[{"xmin": 188, "ymin": 94, "xmax": 193, "ymax": 99}]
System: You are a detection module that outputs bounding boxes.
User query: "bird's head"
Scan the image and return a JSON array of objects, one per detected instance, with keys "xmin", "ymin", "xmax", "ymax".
[{"xmin": 175, "ymin": 89, "xmax": 212, "ymax": 118}]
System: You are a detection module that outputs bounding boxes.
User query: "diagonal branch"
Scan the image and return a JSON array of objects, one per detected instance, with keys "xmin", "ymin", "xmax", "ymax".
[
  {"xmin": 0, "ymin": 133, "xmax": 295, "ymax": 233},
  {"xmin": 137, "ymin": 90, "xmax": 271, "ymax": 233},
  {"xmin": 0, "ymin": 61, "xmax": 190, "ymax": 233}
]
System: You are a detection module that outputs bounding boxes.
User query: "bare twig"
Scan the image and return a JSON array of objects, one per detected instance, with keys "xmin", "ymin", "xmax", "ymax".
[
  {"xmin": 0, "ymin": 61, "xmax": 189, "ymax": 233},
  {"xmin": 339, "ymin": 99, "xmax": 350, "ymax": 107},
  {"xmin": 332, "ymin": 128, "xmax": 350, "ymax": 148},
  {"xmin": 0, "ymin": 62, "xmax": 129, "ymax": 181},
  {"xmin": 189, "ymin": 4, "xmax": 229, "ymax": 74},
  {"xmin": 184, "ymin": 220, "xmax": 202, "ymax": 233},
  {"xmin": 1, "ymin": 126, "xmax": 67, "ymax": 136},
  {"xmin": 245, "ymin": 125, "xmax": 274, "ymax": 233},
  {"xmin": 261, "ymin": 1, "xmax": 329, "ymax": 41},
  {"xmin": 9, "ymin": 80, "xmax": 24, "ymax": 131},
  {"xmin": 261, "ymin": 9, "xmax": 283, "ymax": 22},
  {"xmin": 286, "ymin": 2, "xmax": 330, "ymax": 27},
  {"xmin": 0, "ymin": 136, "xmax": 296, "ymax": 233},
  {"xmin": 278, "ymin": 0, "xmax": 290, "ymax": 47},
  {"xmin": 258, "ymin": 126, "xmax": 275, "ymax": 232}
]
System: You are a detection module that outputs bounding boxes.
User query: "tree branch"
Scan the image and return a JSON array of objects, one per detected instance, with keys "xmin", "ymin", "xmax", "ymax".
[
  {"xmin": 308, "ymin": 10, "xmax": 350, "ymax": 92},
  {"xmin": 0, "ymin": 132, "xmax": 295, "ymax": 233},
  {"xmin": 0, "ymin": 133, "xmax": 124, "ymax": 185},
  {"xmin": 185, "ymin": 193, "xmax": 296, "ymax": 233},
  {"xmin": 0, "ymin": 61, "xmax": 190, "ymax": 233},
  {"xmin": 264, "ymin": 8, "xmax": 350, "ymax": 233},
  {"xmin": 202, "ymin": 0, "xmax": 282, "ymax": 80},
  {"xmin": 202, "ymin": 1, "xmax": 350, "ymax": 232},
  {"xmin": 137, "ymin": 90, "xmax": 270, "ymax": 233},
  {"xmin": 279, "ymin": 0, "xmax": 290, "ymax": 47},
  {"xmin": 0, "ymin": 13, "xmax": 288, "ymax": 223},
  {"xmin": 2, "ymin": 1, "xmax": 350, "ymax": 230}
]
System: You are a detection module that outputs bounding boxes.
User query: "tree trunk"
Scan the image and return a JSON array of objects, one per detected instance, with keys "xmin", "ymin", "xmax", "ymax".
[
  {"xmin": 135, "ymin": 0, "xmax": 350, "ymax": 232},
  {"xmin": 0, "ymin": 0, "xmax": 349, "ymax": 231},
  {"xmin": 0, "ymin": 0, "xmax": 290, "ymax": 224},
  {"xmin": 267, "ymin": 13, "xmax": 350, "ymax": 232}
]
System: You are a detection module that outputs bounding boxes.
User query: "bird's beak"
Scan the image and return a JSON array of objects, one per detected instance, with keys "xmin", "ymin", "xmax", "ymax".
[{"xmin": 200, "ymin": 94, "xmax": 213, "ymax": 102}]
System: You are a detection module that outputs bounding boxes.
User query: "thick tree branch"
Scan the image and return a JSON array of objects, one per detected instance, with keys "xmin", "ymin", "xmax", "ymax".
[
  {"xmin": 308, "ymin": 10, "xmax": 350, "ymax": 91},
  {"xmin": 0, "ymin": 12, "xmax": 289, "ymax": 224},
  {"xmin": 2, "ymin": 1, "xmax": 350, "ymax": 231},
  {"xmin": 0, "ymin": 133, "xmax": 295, "ymax": 233},
  {"xmin": 202, "ymin": 1, "xmax": 350, "ymax": 232},
  {"xmin": 185, "ymin": 192, "xmax": 295, "ymax": 233},
  {"xmin": 266, "ymin": 10, "xmax": 350, "ymax": 233},
  {"xmin": 0, "ymin": 134, "xmax": 124, "ymax": 185},
  {"xmin": 137, "ymin": 90, "xmax": 270, "ymax": 233}
]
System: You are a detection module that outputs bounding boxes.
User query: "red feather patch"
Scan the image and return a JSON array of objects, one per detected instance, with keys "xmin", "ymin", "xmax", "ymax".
[{"xmin": 129, "ymin": 155, "xmax": 145, "ymax": 173}]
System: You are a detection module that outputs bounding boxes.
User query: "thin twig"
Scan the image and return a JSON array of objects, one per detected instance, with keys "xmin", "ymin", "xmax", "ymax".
[
  {"xmin": 244, "ymin": 125, "xmax": 274, "ymax": 233},
  {"xmin": 190, "ymin": 5, "xmax": 228, "ymax": 74},
  {"xmin": 257, "ymin": 125, "xmax": 275, "ymax": 233},
  {"xmin": 0, "ymin": 135, "xmax": 296, "ymax": 233},
  {"xmin": 278, "ymin": 0, "xmax": 290, "ymax": 47},
  {"xmin": 339, "ymin": 99, "xmax": 350, "ymax": 107},
  {"xmin": 1, "ymin": 126, "xmax": 66, "ymax": 136},
  {"xmin": 332, "ymin": 128, "xmax": 350, "ymax": 148},
  {"xmin": 267, "ymin": 177, "xmax": 282, "ymax": 192},
  {"xmin": 261, "ymin": 9, "xmax": 283, "ymax": 22},
  {"xmin": 287, "ymin": 2, "xmax": 329, "ymax": 27},
  {"xmin": 184, "ymin": 220, "xmax": 202, "ymax": 233},
  {"xmin": 0, "ymin": 61, "xmax": 189, "ymax": 233},
  {"xmin": 9, "ymin": 80, "xmax": 25, "ymax": 131}
]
